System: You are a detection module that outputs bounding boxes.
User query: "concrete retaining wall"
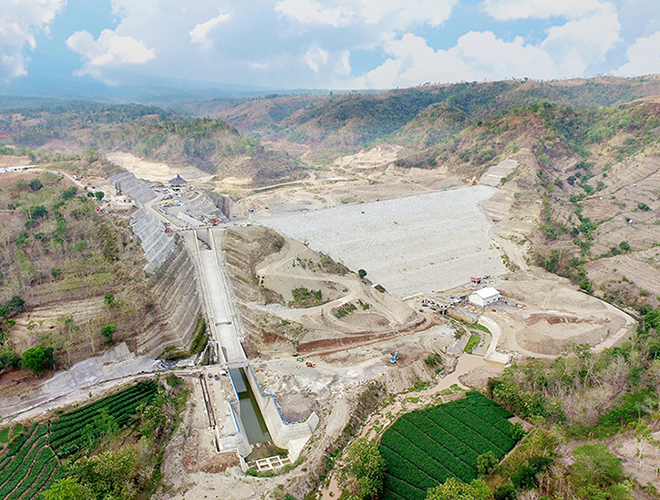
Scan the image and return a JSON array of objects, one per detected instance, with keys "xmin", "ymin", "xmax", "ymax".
[
  {"xmin": 245, "ymin": 364, "xmax": 318, "ymax": 460},
  {"xmin": 217, "ymin": 402, "xmax": 252, "ymax": 456}
]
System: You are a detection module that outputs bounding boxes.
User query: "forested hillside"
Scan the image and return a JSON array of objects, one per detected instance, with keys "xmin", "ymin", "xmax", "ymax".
[
  {"xmin": 1, "ymin": 103, "xmax": 305, "ymax": 187},
  {"xmin": 202, "ymin": 76, "xmax": 660, "ymax": 156}
]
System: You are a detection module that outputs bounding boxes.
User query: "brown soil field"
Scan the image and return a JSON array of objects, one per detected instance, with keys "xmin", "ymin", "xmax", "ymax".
[{"xmin": 488, "ymin": 273, "xmax": 636, "ymax": 357}]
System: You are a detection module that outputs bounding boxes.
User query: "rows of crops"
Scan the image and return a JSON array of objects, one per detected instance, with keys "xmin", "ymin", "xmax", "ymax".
[
  {"xmin": 49, "ymin": 380, "xmax": 157, "ymax": 457},
  {"xmin": 380, "ymin": 392, "xmax": 519, "ymax": 500},
  {"xmin": 0, "ymin": 423, "xmax": 61, "ymax": 500},
  {"xmin": 0, "ymin": 381, "xmax": 158, "ymax": 499}
]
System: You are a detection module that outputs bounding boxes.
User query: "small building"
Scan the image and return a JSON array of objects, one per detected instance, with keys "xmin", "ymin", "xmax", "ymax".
[
  {"xmin": 469, "ymin": 287, "xmax": 501, "ymax": 307},
  {"xmin": 470, "ymin": 276, "xmax": 482, "ymax": 285},
  {"xmin": 168, "ymin": 174, "xmax": 188, "ymax": 191}
]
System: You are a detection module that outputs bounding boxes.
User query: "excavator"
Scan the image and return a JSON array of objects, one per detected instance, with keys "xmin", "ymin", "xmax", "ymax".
[{"xmin": 389, "ymin": 352, "xmax": 399, "ymax": 364}]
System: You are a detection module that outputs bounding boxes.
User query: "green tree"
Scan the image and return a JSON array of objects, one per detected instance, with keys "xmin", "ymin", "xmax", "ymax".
[
  {"xmin": 493, "ymin": 485, "xmax": 517, "ymax": 500},
  {"xmin": 101, "ymin": 324, "xmax": 116, "ymax": 344},
  {"xmin": 94, "ymin": 191, "xmax": 104, "ymax": 201},
  {"xmin": 477, "ymin": 450, "xmax": 498, "ymax": 475},
  {"xmin": 21, "ymin": 345, "xmax": 55, "ymax": 376},
  {"xmin": 61, "ymin": 186, "xmax": 77, "ymax": 200},
  {"xmin": 28, "ymin": 178, "xmax": 43, "ymax": 191},
  {"xmin": 73, "ymin": 447, "xmax": 139, "ymax": 500},
  {"xmin": 42, "ymin": 477, "xmax": 91, "ymax": 500},
  {"xmin": 83, "ymin": 408, "xmax": 119, "ymax": 448},
  {"xmin": 511, "ymin": 465, "xmax": 538, "ymax": 490},
  {"xmin": 570, "ymin": 444, "xmax": 624, "ymax": 489},
  {"xmin": 86, "ymin": 148, "xmax": 99, "ymax": 164},
  {"xmin": 340, "ymin": 438, "xmax": 385, "ymax": 500},
  {"xmin": 139, "ymin": 400, "xmax": 166, "ymax": 438},
  {"xmin": 358, "ymin": 269, "xmax": 367, "ymax": 278},
  {"xmin": 427, "ymin": 478, "xmax": 492, "ymax": 500}
]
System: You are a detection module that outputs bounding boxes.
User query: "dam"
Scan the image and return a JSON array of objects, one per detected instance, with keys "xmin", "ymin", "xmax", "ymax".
[{"xmin": 183, "ymin": 227, "xmax": 318, "ymax": 461}]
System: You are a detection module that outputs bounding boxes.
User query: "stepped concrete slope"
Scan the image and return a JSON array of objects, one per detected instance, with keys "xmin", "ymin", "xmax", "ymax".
[
  {"xmin": 109, "ymin": 172, "xmax": 157, "ymax": 204},
  {"xmin": 131, "ymin": 208, "xmax": 176, "ymax": 273},
  {"xmin": 137, "ymin": 243, "xmax": 203, "ymax": 356},
  {"xmin": 258, "ymin": 186, "xmax": 506, "ymax": 296}
]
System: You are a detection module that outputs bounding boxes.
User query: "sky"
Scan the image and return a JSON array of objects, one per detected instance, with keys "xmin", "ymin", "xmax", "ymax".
[{"xmin": 2, "ymin": 0, "xmax": 660, "ymax": 92}]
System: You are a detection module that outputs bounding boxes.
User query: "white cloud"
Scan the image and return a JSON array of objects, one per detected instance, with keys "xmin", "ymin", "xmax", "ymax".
[
  {"xmin": 618, "ymin": 31, "xmax": 660, "ymax": 76},
  {"xmin": 304, "ymin": 44, "xmax": 329, "ymax": 72},
  {"xmin": 0, "ymin": 0, "xmax": 65, "ymax": 80},
  {"xmin": 455, "ymin": 32, "xmax": 555, "ymax": 79},
  {"xmin": 190, "ymin": 13, "xmax": 231, "ymax": 48},
  {"xmin": 481, "ymin": 0, "xmax": 605, "ymax": 20},
  {"xmin": 352, "ymin": 32, "xmax": 555, "ymax": 89},
  {"xmin": 541, "ymin": 4, "xmax": 620, "ymax": 75},
  {"xmin": 42, "ymin": 0, "xmax": 637, "ymax": 90},
  {"xmin": 275, "ymin": 0, "xmax": 353, "ymax": 27},
  {"xmin": 348, "ymin": 0, "xmax": 622, "ymax": 89},
  {"xmin": 358, "ymin": 0, "xmax": 456, "ymax": 29},
  {"xmin": 66, "ymin": 29, "xmax": 155, "ymax": 82},
  {"xmin": 335, "ymin": 50, "xmax": 351, "ymax": 76},
  {"xmin": 275, "ymin": 0, "xmax": 456, "ymax": 32}
]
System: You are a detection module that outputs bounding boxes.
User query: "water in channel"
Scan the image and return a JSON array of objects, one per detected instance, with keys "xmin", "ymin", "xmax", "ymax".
[{"xmin": 229, "ymin": 367, "xmax": 271, "ymax": 445}]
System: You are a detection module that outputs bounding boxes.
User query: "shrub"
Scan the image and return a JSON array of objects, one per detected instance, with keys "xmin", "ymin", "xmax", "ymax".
[
  {"xmin": 101, "ymin": 324, "xmax": 116, "ymax": 344},
  {"xmin": 511, "ymin": 423, "xmax": 525, "ymax": 441},
  {"xmin": 104, "ymin": 293, "xmax": 116, "ymax": 308}
]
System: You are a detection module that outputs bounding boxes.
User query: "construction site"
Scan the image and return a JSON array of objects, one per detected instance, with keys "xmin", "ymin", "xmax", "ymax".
[{"xmin": 0, "ymin": 151, "xmax": 637, "ymax": 500}]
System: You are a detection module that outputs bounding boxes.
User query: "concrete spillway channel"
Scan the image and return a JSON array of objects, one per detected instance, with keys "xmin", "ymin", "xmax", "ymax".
[{"xmin": 184, "ymin": 227, "xmax": 318, "ymax": 461}]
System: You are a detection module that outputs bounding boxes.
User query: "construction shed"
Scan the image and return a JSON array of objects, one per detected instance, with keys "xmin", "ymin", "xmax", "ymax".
[{"xmin": 469, "ymin": 287, "xmax": 501, "ymax": 307}]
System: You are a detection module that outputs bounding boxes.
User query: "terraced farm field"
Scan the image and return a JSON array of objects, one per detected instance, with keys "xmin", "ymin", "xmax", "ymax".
[
  {"xmin": 0, "ymin": 380, "xmax": 157, "ymax": 500},
  {"xmin": 380, "ymin": 392, "xmax": 520, "ymax": 500},
  {"xmin": 0, "ymin": 423, "xmax": 62, "ymax": 500}
]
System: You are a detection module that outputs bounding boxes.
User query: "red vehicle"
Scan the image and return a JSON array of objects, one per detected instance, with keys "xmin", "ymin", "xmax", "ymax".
[{"xmin": 306, "ymin": 362, "xmax": 315, "ymax": 367}]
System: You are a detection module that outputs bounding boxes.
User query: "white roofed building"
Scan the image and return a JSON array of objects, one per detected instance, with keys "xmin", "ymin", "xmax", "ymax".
[{"xmin": 469, "ymin": 287, "xmax": 501, "ymax": 307}]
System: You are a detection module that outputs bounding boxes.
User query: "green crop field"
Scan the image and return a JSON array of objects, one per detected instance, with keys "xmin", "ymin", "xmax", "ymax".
[
  {"xmin": 380, "ymin": 391, "xmax": 520, "ymax": 500},
  {"xmin": 49, "ymin": 380, "xmax": 157, "ymax": 457},
  {"xmin": 0, "ymin": 380, "xmax": 157, "ymax": 500},
  {"xmin": 0, "ymin": 423, "xmax": 62, "ymax": 500}
]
